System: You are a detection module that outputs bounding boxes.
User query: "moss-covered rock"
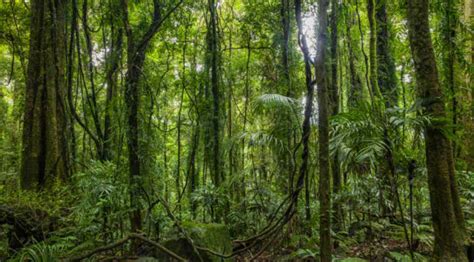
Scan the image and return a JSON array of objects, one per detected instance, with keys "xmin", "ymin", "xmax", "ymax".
[{"xmin": 156, "ymin": 222, "xmax": 232, "ymax": 261}]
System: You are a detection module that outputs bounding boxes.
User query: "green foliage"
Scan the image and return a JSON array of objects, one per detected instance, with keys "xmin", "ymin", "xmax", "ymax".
[
  {"xmin": 253, "ymin": 94, "xmax": 301, "ymax": 114},
  {"xmin": 72, "ymin": 161, "xmax": 128, "ymax": 240},
  {"xmin": 13, "ymin": 243, "xmax": 59, "ymax": 262},
  {"xmin": 0, "ymin": 0, "xmax": 472, "ymax": 260},
  {"xmin": 234, "ymin": 131, "xmax": 286, "ymax": 150},
  {"xmin": 288, "ymin": 248, "xmax": 318, "ymax": 260},
  {"xmin": 330, "ymin": 103, "xmax": 386, "ymax": 172},
  {"xmin": 388, "ymin": 251, "xmax": 428, "ymax": 262},
  {"xmin": 191, "ymin": 184, "xmax": 228, "ymax": 220},
  {"xmin": 11, "ymin": 237, "xmax": 77, "ymax": 262}
]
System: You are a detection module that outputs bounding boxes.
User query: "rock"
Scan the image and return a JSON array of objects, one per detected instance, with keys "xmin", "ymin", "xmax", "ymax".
[{"xmin": 156, "ymin": 222, "xmax": 232, "ymax": 261}]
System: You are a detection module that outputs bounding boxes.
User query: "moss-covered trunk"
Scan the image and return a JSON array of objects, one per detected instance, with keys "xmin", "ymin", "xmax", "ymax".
[
  {"xmin": 315, "ymin": 0, "xmax": 331, "ymax": 260},
  {"xmin": 406, "ymin": 0, "xmax": 466, "ymax": 260},
  {"xmin": 375, "ymin": 0, "xmax": 397, "ymax": 107},
  {"xmin": 375, "ymin": 0, "xmax": 399, "ymax": 219},
  {"xmin": 206, "ymin": 0, "xmax": 223, "ymax": 188},
  {"xmin": 21, "ymin": 0, "xmax": 68, "ymax": 190},
  {"xmin": 103, "ymin": 22, "xmax": 123, "ymax": 161},
  {"xmin": 366, "ymin": 0, "xmax": 379, "ymax": 98},
  {"xmin": 344, "ymin": 5, "xmax": 363, "ymax": 106}
]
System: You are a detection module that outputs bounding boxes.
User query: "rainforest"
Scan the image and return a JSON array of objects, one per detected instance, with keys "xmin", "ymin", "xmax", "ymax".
[{"xmin": 0, "ymin": 0, "xmax": 473, "ymax": 261}]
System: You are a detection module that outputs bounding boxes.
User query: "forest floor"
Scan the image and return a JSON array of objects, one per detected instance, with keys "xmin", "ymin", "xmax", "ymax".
[{"xmin": 231, "ymin": 237, "xmax": 430, "ymax": 261}]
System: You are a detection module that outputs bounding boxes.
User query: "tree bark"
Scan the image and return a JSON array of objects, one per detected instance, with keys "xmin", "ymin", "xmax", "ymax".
[
  {"xmin": 406, "ymin": 0, "xmax": 466, "ymax": 260},
  {"xmin": 314, "ymin": 0, "xmax": 331, "ymax": 260},
  {"xmin": 281, "ymin": 0, "xmax": 291, "ymax": 97},
  {"xmin": 376, "ymin": 0, "xmax": 398, "ymax": 219},
  {"xmin": 121, "ymin": 0, "xmax": 184, "ymax": 234},
  {"xmin": 329, "ymin": 0, "xmax": 343, "ymax": 233},
  {"xmin": 441, "ymin": 0, "xmax": 458, "ymax": 156},
  {"xmin": 103, "ymin": 21, "xmax": 123, "ymax": 161},
  {"xmin": 367, "ymin": 0, "xmax": 379, "ymax": 98},
  {"xmin": 280, "ymin": 0, "xmax": 295, "ymax": 195},
  {"xmin": 344, "ymin": 5, "xmax": 363, "ymax": 106},
  {"xmin": 295, "ymin": 0, "xmax": 314, "ymax": 236},
  {"xmin": 21, "ymin": 0, "xmax": 68, "ymax": 190},
  {"xmin": 375, "ymin": 0, "xmax": 397, "ymax": 107},
  {"xmin": 206, "ymin": 0, "xmax": 222, "ymax": 188}
]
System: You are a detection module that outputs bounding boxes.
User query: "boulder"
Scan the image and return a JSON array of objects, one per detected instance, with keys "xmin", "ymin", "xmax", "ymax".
[{"xmin": 156, "ymin": 222, "xmax": 232, "ymax": 261}]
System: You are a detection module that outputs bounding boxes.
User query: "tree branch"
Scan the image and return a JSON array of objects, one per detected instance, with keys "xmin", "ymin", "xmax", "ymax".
[{"xmin": 136, "ymin": 0, "xmax": 185, "ymax": 54}]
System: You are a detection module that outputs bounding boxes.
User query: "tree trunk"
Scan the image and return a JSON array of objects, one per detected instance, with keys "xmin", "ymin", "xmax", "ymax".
[
  {"xmin": 376, "ymin": 0, "xmax": 398, "ymax": 219},
  {"xmin": 281, "ymin": 0, "xmax": 291, "ymax": 98},
  {"xmin": 355, "ymin": 0, "xmax": 373, "ymax": 102},
  {"xmin": 315, "ymin": 0, "xmax": 331, "ymax": 260},
  {"xmin": 21, "ymin": 0, "xmax": 68, "ymax": 190},
  {"xmin": 188, "ymin": 125, "xmax": 200, "ymax": 219},
  {"xmin": 441, "ymin": 0, "xmax": 458, "ymax": 156},
  {"xmin": 206, "ymin": 0, "xmax": 222, "ymax": 188},
  {"xmin": 295, "ymin": 0, "xmax": 314, "ymax": 237},
  {"xmin": 329, "ymin": 0, "xmax": 342, "ymax": 233},
  {"xmin": 344, "ymin": 6, "xmax": 363, "ymax": 106},
  {"xmin": 375, "ymin": 0, "xmax": 397, "ymax": 107},
  {"xmin": 367, "ymin": 0, "xmax": 379, "ymax": 98},
  {"xmin": 121, "ymin": 0, "xmax": 184, "ymax": 235},
  {"xmin": 280, "ymin": 0, "xmax": 295, "ymax": 195},
  {"xmin": 125, "ymin": 48, "xmax": 145, "ymax": 234},
  {"xmin": 406, "ymin": 0, "xmax": 466, "ymax": 260},
  {"xmin": 103, "ymin": 23, "xmax": 123, "ymax": 161},
  {"xmin": 81, "ymin": 0, "xmax": 104, "ymax": 159}
]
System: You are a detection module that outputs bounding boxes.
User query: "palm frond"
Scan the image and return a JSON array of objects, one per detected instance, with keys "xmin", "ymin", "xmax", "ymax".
[{"xmin": 253, "ymin": 94, "xmax": 300, "ymax": 112}]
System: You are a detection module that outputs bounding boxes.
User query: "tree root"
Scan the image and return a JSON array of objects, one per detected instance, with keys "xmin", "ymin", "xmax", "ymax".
[{"xmin": 66, "ymin": 233, "xmax": 186, "ymax": 262}]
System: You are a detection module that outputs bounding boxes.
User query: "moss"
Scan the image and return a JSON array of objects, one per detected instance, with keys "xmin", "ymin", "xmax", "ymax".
[{"xmin": 156, "ymin": 222, "xmax": 232, "ymax": 261}]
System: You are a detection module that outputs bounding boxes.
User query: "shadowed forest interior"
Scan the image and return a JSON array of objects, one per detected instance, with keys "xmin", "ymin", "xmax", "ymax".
[{"xmin": 0, "ymin": 0, "xmax": 473, "ymax": 261}]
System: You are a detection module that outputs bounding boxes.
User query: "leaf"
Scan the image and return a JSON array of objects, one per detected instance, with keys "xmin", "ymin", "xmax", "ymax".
[
  {"xmin": 291, "ymin": 248, "xmax": 317, "ymax": 259},
  {"xmin": 254, "ymin": 93, "xmax": 300, "ymax": 110}
]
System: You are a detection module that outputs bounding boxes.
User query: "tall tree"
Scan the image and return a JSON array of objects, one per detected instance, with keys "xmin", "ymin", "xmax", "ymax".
[
  {"xmin": 281, "ymin": 0, "xmax": 291, "ymax": 97},
  {"xmin": 345, "ymin": 3, "xmax": 363, "ymax": 106},
  {"xmin": 206, "ymin": 0, "xmax": 223, "ymax": 188},
  {"xmin": 295, "ymin": 0, "xmax": 314, "ymax": 234},
  {"xmin": 279, "ymin": 0, "xmax": 295, "ymax": 194},
  {"xmin": 314, "ymin": 0, "xmax": 331, "ymax": 259},
  {"xmin": 376, "ymin": 0, "xmax": 399, "ymax": 220},
  {"xmin": 329, "ymin": 0, "xmax": 343, "ymax": 233},
  {"xmin": 439, "ymin": 0, "xmax": 459, "ymax": 155},
  {"xmin": 121, "ymin": 0, "xmax": 184, "ymax": 233},
  {"xmin": 21, "ymin": 0, "xmax": 68, "ymax": 189},
  {"xmin": 375, "ymin": 0, "xmax": 397, "ymax": 107},
  {"xmin": 406, "ymin": 0, "xmax": 466, "ymax": 260},
  {"xmin": 367, "ymin": 0, "xmax": 379, "ymax": 98},
  {"xmin": 81, "ymin": 0, "xmax": 104, "ymax": 159},
  {"xmin": 103, "ymin": 2, "xmax": 123, "ymax": 161}
]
